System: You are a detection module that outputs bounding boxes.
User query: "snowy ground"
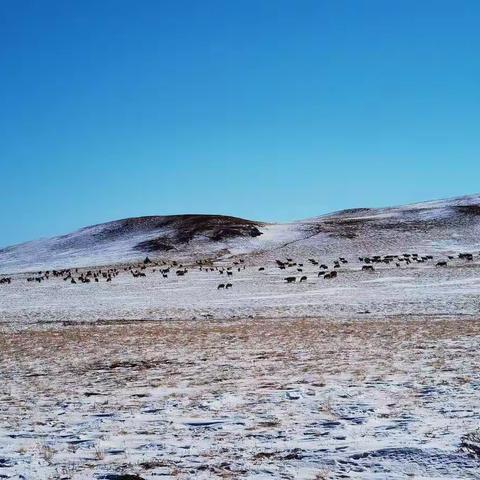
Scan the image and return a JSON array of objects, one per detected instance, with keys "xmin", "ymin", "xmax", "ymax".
[
  {"xmin": 1, "ymin": 253, "xmax": 480, "ymax": 327},
  {"xmin": 1, "ymin": 253, "xmax": 480, "ymax": 478},
  {"xmin": 1, "ymin": 318, "xmax": 480, "ymax": 479}
]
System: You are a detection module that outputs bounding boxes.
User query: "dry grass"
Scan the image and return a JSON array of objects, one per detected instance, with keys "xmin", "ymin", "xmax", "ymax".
[{"xmin": 1, "ymin": 316, "xmax": 480, "ymax": 478}]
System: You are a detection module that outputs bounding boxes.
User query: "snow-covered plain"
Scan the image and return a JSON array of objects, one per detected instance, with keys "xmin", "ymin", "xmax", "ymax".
[
  {"xmin": 2, "ymin": 194, "xmax": 480, "ymax": 479},
  {"xmin": 1, "ymin": 317, "xmax": 480, "ymax": 479},
  {"xmin": 2, "ymin": 252, "xmax": 480, "ymax": 327}
]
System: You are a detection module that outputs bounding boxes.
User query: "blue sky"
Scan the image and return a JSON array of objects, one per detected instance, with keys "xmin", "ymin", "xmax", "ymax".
[{"xmin": 1, "ymin": 0, "xmax": 479, "ymax": 247}]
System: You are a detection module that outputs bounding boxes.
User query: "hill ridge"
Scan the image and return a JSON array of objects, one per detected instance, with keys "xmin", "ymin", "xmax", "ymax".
[{"xmin": 1, "ymin": 193, "xmax": 480, "ymax": 273}]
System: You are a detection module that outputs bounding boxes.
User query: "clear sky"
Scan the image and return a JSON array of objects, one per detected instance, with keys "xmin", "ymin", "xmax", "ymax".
[{"xmin": 1, "ymin": 0, "xmax": 479, "ymax": 247}]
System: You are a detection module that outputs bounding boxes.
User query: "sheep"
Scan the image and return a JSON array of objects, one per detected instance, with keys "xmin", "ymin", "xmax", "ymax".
[
  {"xmin": 362, "ymin": 265, "xmax": 375, "ymax": 272},
  {"xmin": 324, "ymin": 271, "xmax": 337, "ymax": 279}
]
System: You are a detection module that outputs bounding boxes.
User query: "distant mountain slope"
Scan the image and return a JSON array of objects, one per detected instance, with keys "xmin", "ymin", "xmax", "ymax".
[
  {"xmin": 1, "ymin": 194, "xmax": 480, "ymax": 273},
  {"xmin": 0, "ymin": 215, "xmax": 265, "ymax": 273}
]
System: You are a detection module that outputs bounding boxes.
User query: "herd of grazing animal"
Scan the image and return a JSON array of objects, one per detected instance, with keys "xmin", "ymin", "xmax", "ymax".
[
  {"xmin": 270, "ymin": 250, "xmax": 477, "ymax": 284},
  {"xmin": 0, "ymin": 252, "xmax": 478, "ymax": 291},
  {"xmin": 276, "ymin": 256, "xmax": 343, "ymax": 283}
]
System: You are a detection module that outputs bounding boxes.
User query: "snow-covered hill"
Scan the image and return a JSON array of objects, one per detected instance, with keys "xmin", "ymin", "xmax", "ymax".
[{"xmin": 1, "ymin": 194, "xmax": 480, "ymax": 273}]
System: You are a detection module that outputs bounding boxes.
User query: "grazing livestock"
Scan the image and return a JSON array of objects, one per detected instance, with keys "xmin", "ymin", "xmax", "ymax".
[
  {"xmin": 324, "ymin": 271, "xmax": 337, "ymax": 279},
  {"xmin": 12, "ymin": 247, "xmax": 456, "ymax": 301},
  {"xmin": 27, "ymin": 277, "xmax": 44, "ymax": 283},
  {"xmin": 132, "ymin": 271, "xmax": 146, "ymax": 278}
]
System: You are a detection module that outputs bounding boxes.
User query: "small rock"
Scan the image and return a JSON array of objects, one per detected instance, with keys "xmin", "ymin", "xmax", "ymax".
[
  {"xmin": 460, "ymin": 430, "xmax": 480, "ymax": 457},
  {"xmin": 286, "ymin": 391, "xmax": 301, "ymax": 400}
]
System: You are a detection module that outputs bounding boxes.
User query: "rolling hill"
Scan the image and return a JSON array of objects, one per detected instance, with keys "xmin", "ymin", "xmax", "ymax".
[{"xmin": 1, "ymin": 193, "xmax": 480, "ymax": 273}]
